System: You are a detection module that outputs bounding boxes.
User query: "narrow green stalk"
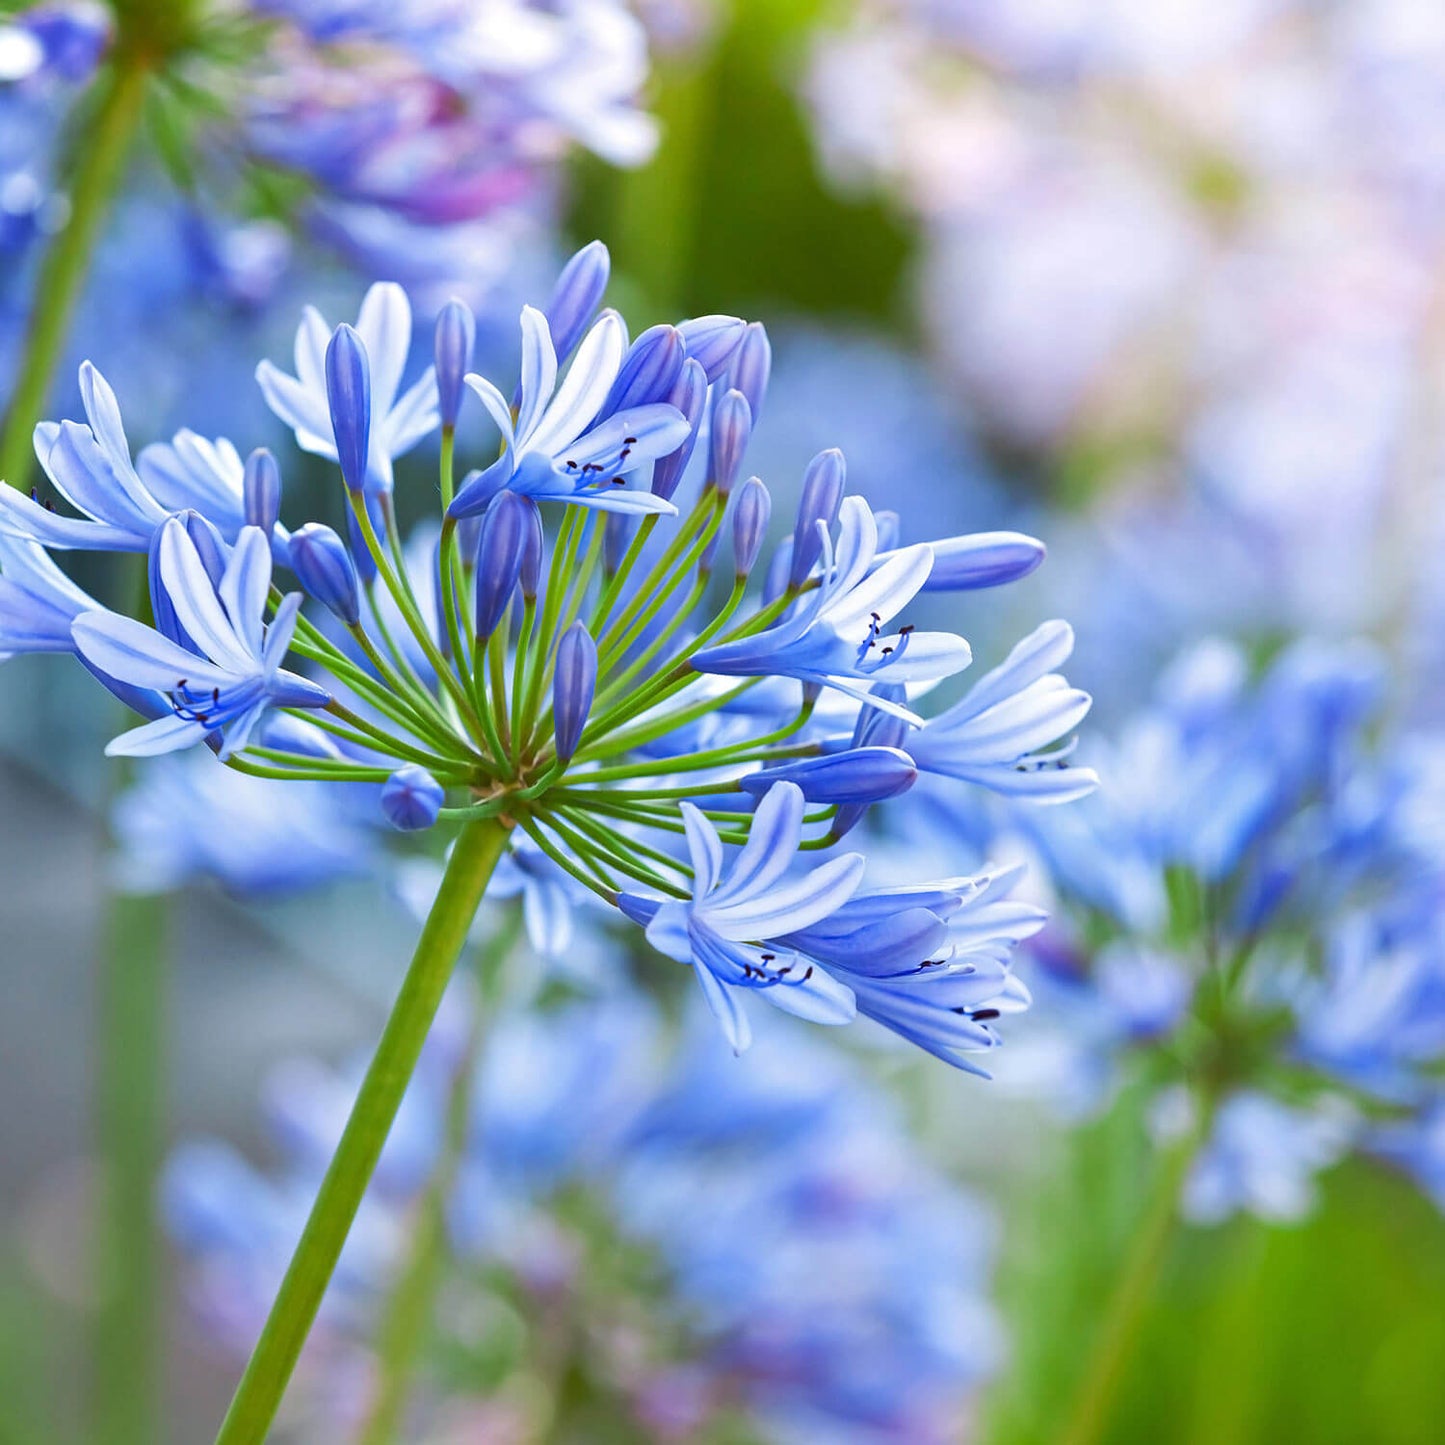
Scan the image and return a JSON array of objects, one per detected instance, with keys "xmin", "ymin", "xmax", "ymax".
[
  {"xmin": 213, "ymin": 820, "xmax": 512, "ymax": 1445},
  {"xmin": 1056, "ymin": 1106, "xmax": 1211, "ymax": 1445},
  {"xmin": 354, "ymin": 910, "xmax": 525, "ymax": 1445},
  {"xmin": 0, "ymin": 54, "xmax": 151, "ymax": 487},
  {"xmin": 589, "ymin": 514, "xmax": 658, "ymax": 630},
  {"xmin": 94, "ymin": 890, "xmax": 168, "ymax": 1445},
  {"xmin": 516, "ymin": 816, "xmax": 617, "ymax": 901},
  {"xmin": 516, "ymin": 508, "xmax": 582, "ymax": 748}
]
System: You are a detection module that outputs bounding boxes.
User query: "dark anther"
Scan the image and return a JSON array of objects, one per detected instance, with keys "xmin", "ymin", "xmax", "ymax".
[
  {"xmin": 971, "ymin": 1008, "xmax": 1000, "ymax": 1022},
  {"xmin": 29, "ymin": 487, "xmax": 37, "ymax": 501},
  {"xmin": 760, "ymin": 952, "xmax": 776, "ymax": 963},
  {"xmin": 881, "ymin": 646, "xmax": 894, "ymax": 656},
  {"xmin": 611, "ymin": 476, "xmax": 625, "ymax": 486},
  {"xmin": 624, "ymin": 436, "xmax": 637, "ymax": 445},
  {"xmin": 870, "ymin": 611, "xmax": 881, "ymax": 622},
  {"xmin": 566, "ymin": 460, "xmax": 578, "ymax": 469},
  {"xmin": 212, "ymin": 687, "xmax": 221, "ymax": 706},
  {"xmin": 44, "ymin": 499, "xmax": 55, "ymax": 512},
  {"xmin": 802, "ymin": 966, "xmax": 814, "ymax": 982},
  {"xmin": 619, "ymin": 447, "xmax": 632, "ymax": 460},
  {"xmin": 898, "ymin": 624, "xmax": 914, "ymax": 636}
]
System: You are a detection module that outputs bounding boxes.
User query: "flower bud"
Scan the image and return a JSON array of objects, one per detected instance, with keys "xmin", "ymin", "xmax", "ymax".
[
  {"xmin": 831, "ymin": 684, "xmax": 910, "ymax": 838},
  {"xmin": 603, "ymin": 324, "xmax": 684, "ymax": 415},
  {"xmin": 243, "ymin": 448, "xmax": 281, "ymax": 533},
  {"xmin": 790, "ymin": 448, "xmax": 846, "ymax": 589},
  {"xmin": 677, "ymin": 314, "xmax": 746, "ymax": 381},
  {"xmin": 545, "ymin": 241, "xmax": 610, "ymax": 361},
  {"xmin": 381, "ymin": 765, "xmax": 444, "ymax": 832},
  {"xmin": 434, "ymin": 298, "xmax": 476, "ymax": 430},
  {"xmin": 740, "ymin": 747, "xmax": 917, "ymax": 806},
  {"xmin": 325, "ymin": 323, "xmax": 371, "ymax": 493},
  {"xmin": 708, "ymin": 388, "xmax": 751, "ymax": 496},
  {"xmin": 290, "ymin": 523, "xmax": 360, "ymax": 625},
  {"xmin": 474, "ymin": 491, "xmax": 529, "ymax": 639},
  {"xmin": 651, "ymin": 357, "xmax": 707, "ymax": 502},
  {"xmin": 916, "ymin": 531, "xmax": 1047, "ymax": 591},
  {"xmin": 728, "ymin": 321, "xmax": 771, "ymax": 421},
  {"xmin": 519, "ymin": 498, "xmax": 544, "ymax": 599},
  {"xmin": 553, "ymin": 621, "xmax": 597, "ymax": 766},
  {"xmin": 731, "ymin": 475, "xmax": 770, "ymax": 577},
  {"xmin": 150, "ymin": 510, "xmax": 227, "ymax": 648}
]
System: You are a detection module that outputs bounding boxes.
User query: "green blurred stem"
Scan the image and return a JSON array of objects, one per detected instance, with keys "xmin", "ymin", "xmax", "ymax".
[
  {"xmin": 95, "ymin": 889, "xmax": 169, "ymax": 1445},
  {"xmin": 0, "ymin": 54, "xmax": 151, "ymax": 488},
  {"xmin": 214, "ymin": 820, "xmax": 512, "ymax": 1445},
  {"xmin": 1056, "ymin": 1102, "xmax": 1212, "ymax": 1445},
  {"xmin": 355, "ymin": 908, "xmax": 524, "ymax": 1445}
]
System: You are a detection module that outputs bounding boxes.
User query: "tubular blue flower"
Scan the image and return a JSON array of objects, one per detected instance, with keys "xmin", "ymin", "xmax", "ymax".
[
  {"xmin": 0, "ymin": 364, "xmax": 219, "ymax": 553},
  {"xmin": 911, "ymin": 530, "xmax": 1047, "ymax": 592},
  {"xmin": 381, "ymin": 764, "xmax": 445, "ymax": 831},
  {"xmin": 740, "ymin": 746, "xmax": 917, "ymax": 806},
  {"xmin": 518, "ymin": 498, "xmax": 544, "ymax": 599},
  {"xmin": 695, "ymin": 497, "xmax": 971, "ymax": 719},
  {"xmin": 727, "ymin": 321, "xmax": 772, "ymax": 421},
  {"xmin": 243, "ymin": 449, "xmax": 282, "ymax": 535},
  {"xmin": 553, "ymin": 621, "xmax": 598, "ymax": 765},
  {"xmin": 289, "ymin": 523, "xmax": 361, "ymax": 626},
  {"xmin": 473, "ymin": 490, "xmax": 530, "ymax": 638},
  {"xmin": 789, "ymin": 447, "xmax": 846, "ymax": 590},
  {"xmin": 433, "ymin": 298, "xmax": 476, "ymax": 430},
  {"xmin": 650, "ymin": 357, "xmax": 707, "ymax": 502},
  {"xmin": 905, "ymin": 620, "xmax": 1097, "ymax": 800},
  {"xmin": 620, "ymin": 783, "xmax": 863, "ymax": 1053},
  {"xmin": 450, "ymin": 306, "xmax": 690, "ymax": 518},
  {"xmin": 676, "ymin": 314, "xmax": 747, "ymax": 381},
  {"xmin": 257, "ymin": 283, "xmax": 439, "ymax": 494},
  {"xmin": 707, "ymin": 388, "xmax": 751, "ymax": 495},
  {"xmin": 71, "ymin": 519, "xmax": 329, "ymax": 759},
  {"xmin": 325, "ymin": 323, "xmax": 372, "ymax": 494},
  {"xmin": 782, "ymin": 866, "xmax": 1043, "ymax": 1074},
  {"xmin": 601, "ymin": 324, "xmax": 685, "ymax": 415},
  {"xmin": 543, "ymin": 239, "xmax": 611, "ymax": 361},
  {"xmin": 731, "ymin": 475, "xmax": 770, "ymax": 577}
]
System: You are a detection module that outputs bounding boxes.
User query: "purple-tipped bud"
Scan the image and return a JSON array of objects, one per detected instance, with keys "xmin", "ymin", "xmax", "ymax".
[
  {"xmin": 740, "ymin": 746, "xmax": 917, "ymax": 806},
  {"xmin": 790, "ymin": 448, "xmax": 846, "ymax": 589},
  {"xmin": 553, "ymin": 621, "xmax": 597, "ymax": 766},
  {"xmin": 290, "ymin": 523, "xmax": 360, "ymax": 625},
  {"xmin": 763, "ymin": 538, "xmax": 793, "ymax": 605},
  {"xmin": 325, "ymin": 323, "xmax": 371, "ymax": 493},
  {"xmin": 243, "ymin": 448, "xmax": 281, "ymax": 533},
  {"xmin": 545, "ymin": 241, "xmax": 611, "ymax": 360},
  {"xmin": 708, "ymin": 388, "xmax": 751, "ymax": 496},
  {"xmin": 434, "ymin": 298, "xmax": 476, "ymax": 430},
  {"xmin": 677, "ymin": 314, "xmax": 747, "ymax": 381},
  {"xmin": 728, "ymin": 322, "xmax": 771, "ymax": 421},
  {"xmin": 603, "ymin": 325, "xmax": 684, "ymax": 415},
  {"xmin": 381, "ymin": 765, "xmax": 444, "ymax": 832},
  {"xmin": 519, "ymin": 499, "xmax": 544, "ymax": 598},
  {"xmin": 474, "ymin": 491, "xmax": 529, "ymax": 638},
  {"xmin": 604, "ymin": 509, "xmax": 633, "ymax": 578},
  {"xmin": 874, "ymin": 509, "xmax": 901, "ymax": 553},
  {"xmin": 731, "ymin": 476, "xmax": 771, "ymax": 577},
  {"xmin": 916, "ymin": 531, "xmax": 1047, "ymax": 591},
  {"xmin": 651, "ymin": 358, "xmax": 707, "ymax": 502}
]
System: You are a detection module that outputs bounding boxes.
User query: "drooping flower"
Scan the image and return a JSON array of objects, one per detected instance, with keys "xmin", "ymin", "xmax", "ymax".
[{"xmin": 71, "ymin": 518, "xmax": 329, "ymax": 758}]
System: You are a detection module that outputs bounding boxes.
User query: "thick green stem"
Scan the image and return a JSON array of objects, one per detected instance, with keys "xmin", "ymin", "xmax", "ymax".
[
  {"xmin": 354, "ymin": 911, "xmax": 525, "ymax": 1445},
  {"xmin": 1055, "ymin": 1108, "xmax": 1210, "ymax": 1445},
  {"xmin": 94, "ymin": 889, "xmax": 168, "ymax": 1445},
  {"xmin": 0, "ymin": 55, "xmax": 151, "ymax": 488},
  {"xmin": 213, "ymin": 820, "xmax": 511, "ymax": 1445}
]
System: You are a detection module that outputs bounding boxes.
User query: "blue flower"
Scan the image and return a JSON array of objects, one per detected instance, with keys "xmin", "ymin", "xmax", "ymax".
[
  {"xmin": 694, "ymin": 496, "xmax": 973, "ymax": 717},
  {"xmin": 450, "ymin": 303, "xmax": 690, "ymax": 517},
  {"xmin": 257, "ymin": 282, "xmax": 438, "ymax": 494},
  {"xmin": 906, "ymin": 620, "xmax": 1097, "ymax": 799},
  {"xmin": 71, "ymin": 518, "xmax": 329, "ymax": 758},
  {"xmin": 783, "ymin": 865, "xmax": 1042, "ymax": 1074},
  {"xmin": 621, "ymin": 782, "xmax": 863, "ymax": 1053}
]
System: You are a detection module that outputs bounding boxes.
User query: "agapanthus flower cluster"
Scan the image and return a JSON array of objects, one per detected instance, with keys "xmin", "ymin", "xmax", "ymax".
[
  {"xmin": 805, "ymin": 0, "xmax": 1445, "ymax": 630},
  {"xmin": 0, "ymin": 0, "xmax": 656, "ymax": 433},
  {"xmin": 987, "ymin": 636, "xmax": 1445, "ymax": 1222},
  {"xmin": 0, "ymin": 241, "xmax": 1091, "ymax": 1066},
  {"xmin": 166, "ymin": 992, "xmax": 1002, "ymax": 1442}
]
